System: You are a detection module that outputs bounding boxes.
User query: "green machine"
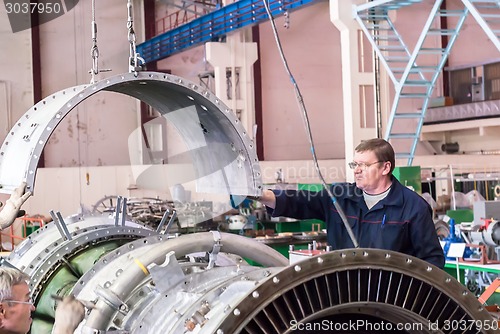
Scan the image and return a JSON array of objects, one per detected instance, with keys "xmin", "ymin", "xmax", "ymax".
[
  {"xmin": 446, "ymin": 209, "xmax": 474, "ymax": 224},
  {"xmin": 393, "ymin": 166, "xmax": 422, "ymax": 194}
]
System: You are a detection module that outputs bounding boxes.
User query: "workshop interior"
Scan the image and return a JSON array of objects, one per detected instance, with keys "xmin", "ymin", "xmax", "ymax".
[{"xmin": 2, "ymin": 0, "xmax": 500, "ymax": 333}]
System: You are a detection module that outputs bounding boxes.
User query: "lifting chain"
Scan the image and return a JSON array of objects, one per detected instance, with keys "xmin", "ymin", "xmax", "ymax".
[
  {"xmin": 89, "ymin": 0, "xmax": 111, "ymax": 84},
  {"xmin": 127, "ymin": 0, "xmax": 145, "ymax": 74}
]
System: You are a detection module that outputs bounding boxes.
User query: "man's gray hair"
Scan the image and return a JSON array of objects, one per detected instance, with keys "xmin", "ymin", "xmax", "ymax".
[{"xmin": 0, "ymin": 267, "xmax": 30, "ymax": 301}]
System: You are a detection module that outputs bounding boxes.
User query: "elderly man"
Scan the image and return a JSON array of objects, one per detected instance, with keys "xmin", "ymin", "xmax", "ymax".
[
  {"xmin": 257, "ymin": 138, "xmax": 445, "ymax": 268},
  {"xmin": 0, "ymin": 185, "xmax": 85, "ymax": 333},
  {"xmin": 0, "ymin": 268, "xmax": 34, "ymax": 334},
  {"xmin": 0, "ymin": 267, "xmax": 84, "ymax": 334}
]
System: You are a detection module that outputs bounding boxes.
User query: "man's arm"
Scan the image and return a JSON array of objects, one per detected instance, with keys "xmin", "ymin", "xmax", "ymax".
[
  {"xmin": 255, "ymin": 189, "xmax": 276, "ymax": 209},
  {"xmin": 53, "ymin": 295, "xmax": 85, "ymax": 334},
  {"xmin": 252, "ymin": 188, "xmax": 330, "ymax": 221},
  {"xmin": 0, "ymin": 182, "xmax": 31, "ymax": 230},
  {"xmin": 409, "ymin": 200, "xmax": 445, "ymax": 269}
]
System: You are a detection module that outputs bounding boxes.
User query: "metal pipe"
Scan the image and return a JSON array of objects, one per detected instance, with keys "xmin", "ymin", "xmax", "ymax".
[
  {"xmin": 162, "ymin": 210, "xmax": 177, "ymax": 235},
  {"xmin": 114, "ymin": 197, "xmax": 122, "ymax": 226},
  {"xmin": 84, "ymin": 232, "xmax": 288, "ymax": 330},
  {"xmin": 155, "ymin": 209, "xmax": 170, "ymax": 233}
]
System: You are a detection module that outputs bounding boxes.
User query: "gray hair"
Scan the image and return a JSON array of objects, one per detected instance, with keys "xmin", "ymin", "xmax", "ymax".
[{"xmin": 0, "ymin": 267, "xmax": 30, "ymax": 301}]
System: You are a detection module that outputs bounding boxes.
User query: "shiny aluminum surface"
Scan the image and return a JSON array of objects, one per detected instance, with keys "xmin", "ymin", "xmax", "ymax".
[{"xmin": 218, "ymin": 249, "xmax": 497, "ymax": 334}]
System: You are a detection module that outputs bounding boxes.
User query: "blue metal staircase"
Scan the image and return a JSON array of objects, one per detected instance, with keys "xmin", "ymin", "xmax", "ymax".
[
  {"xmin": 354, "ymin": 0, "xmax": 469, "ymax": 165},
  {"xmin": 463, "ymin": 0, "xmax": 500, "ymax": 52},
  {"xmin": 137, "ymin": 0, "xmax": 319, "ymax": 63}
]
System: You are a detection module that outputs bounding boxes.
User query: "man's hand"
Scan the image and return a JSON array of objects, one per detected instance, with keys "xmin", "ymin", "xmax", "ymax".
[
  {"xmin": 250, "ymin": 190, "xmax": 276, "ymax": 209},
  {"xmin": 53, "ymin": 295, "xmax": 85, "ymax": 334},
  {"xmin": 229, "ymin": 194, "xmax": 246, "ymax": 209},
  {"xmin": 0, "ymin": 182, "xmax": 31, "ymax": 230}
]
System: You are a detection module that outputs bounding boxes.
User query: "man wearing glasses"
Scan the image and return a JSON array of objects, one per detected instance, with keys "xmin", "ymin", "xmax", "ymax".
[
  {"xmin": 0, "ymin": 267, "xmax": 84, "ymax": 334},
  {"xmin": 257, "ymin": 138, "xmax": 445, "ymax": 269},
  {"xmin": 0, "ymin": 268, "xmax": 34, "ymax": 334}
]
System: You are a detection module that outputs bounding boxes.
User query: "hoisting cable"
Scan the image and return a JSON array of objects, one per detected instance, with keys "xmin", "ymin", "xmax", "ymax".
[
  {"xmin": 89, "ymin": 0, "xmax": 99, "ymax": 83},
  {"xmin": 127, "ymin": 0, "xmax": 145, "ymax": 74},
  {"xmin": 261, "ymin": 0, "xmax": 359, "ymax": 247},
  {"xmin": 88, "ymin": 0, "xmax": 111, "ymax": 84}
]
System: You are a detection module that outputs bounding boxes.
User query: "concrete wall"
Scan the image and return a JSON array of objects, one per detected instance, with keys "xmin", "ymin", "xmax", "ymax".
[
  {"xmin": 0, "ymin": 9, "xmax": 34, "ymax": 143},
  {"xmin": 39, "ymin": 0, "xmax": 143, "ymax": 167},
  {"xmin": 259, "ymin": 2, "xmax": 343, "ymax": 160}
]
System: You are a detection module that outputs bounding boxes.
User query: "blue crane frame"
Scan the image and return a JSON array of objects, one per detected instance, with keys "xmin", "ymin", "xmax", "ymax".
[{"xmin": 137, "ymin": 0, "xmax": 318, "ymax": 63}]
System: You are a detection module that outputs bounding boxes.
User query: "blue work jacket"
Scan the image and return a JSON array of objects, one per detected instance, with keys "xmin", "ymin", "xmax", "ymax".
[{"xmin": 270, "ymin": 177, "xmax": 445, "ymax": 269}]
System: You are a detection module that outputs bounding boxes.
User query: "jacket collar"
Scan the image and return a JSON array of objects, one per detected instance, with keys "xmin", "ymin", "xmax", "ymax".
[
  {"xmin": 382, "ymin": 176, "xmax": 405, "ymax": 206},
  {"xmin": 348, "ymin": 176, "xmax": 404, "ymax": 208}
]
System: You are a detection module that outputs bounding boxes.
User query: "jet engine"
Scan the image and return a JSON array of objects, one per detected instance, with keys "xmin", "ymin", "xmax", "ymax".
[{"xmin": 3, "ymin": 224, "xmax": 497, "ymax": 334}]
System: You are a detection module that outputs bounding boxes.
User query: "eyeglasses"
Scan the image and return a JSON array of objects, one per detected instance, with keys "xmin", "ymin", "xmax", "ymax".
[
  {"xmin": 4, "ymin": 297, "xmax": 34, "ymax": 306},
  {"xmin": 348, "ymin": 161, "xmax": 383, "ymax": 171}
]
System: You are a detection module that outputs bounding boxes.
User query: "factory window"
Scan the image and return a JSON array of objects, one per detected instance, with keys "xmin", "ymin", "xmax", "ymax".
[
  {"xmin": 446, "ymin": 61, "xmax": 500, "ymax": 104},
  {"xmin": 448, "ymin": 68, "xmax": 472, "ymax": 105},
  {"xmin": 226, "ymin": 67, "xmax": 241, "ymax": 100},
  {"xmin": 484, "ymin": 62, "xmax": 500, "ymax": 100},
  {"xmin": 359, "ymin": 85, "xmax": 375, "ymax": 128},
  {"xmin": 235, "ymin": 109, "xmax": 242, "ymax": 121},
  {"xmin": 358, "ymin": 30, "xmax": 373, "ymax": 73},
  {"xmin": 490, "ymin": 78, "xmax": 500, "ymax": 100}
]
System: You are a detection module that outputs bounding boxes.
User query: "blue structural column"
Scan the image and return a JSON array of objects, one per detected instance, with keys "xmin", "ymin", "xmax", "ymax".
[{"xmin": 137, "ymin": 0, "xmax": 318, "ymax": 63}]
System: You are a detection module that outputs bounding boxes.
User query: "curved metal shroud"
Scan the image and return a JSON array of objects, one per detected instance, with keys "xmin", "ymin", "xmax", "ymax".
[{"xmin": 0, "ymin": 72, "xmax": 261, "ymax": 197}]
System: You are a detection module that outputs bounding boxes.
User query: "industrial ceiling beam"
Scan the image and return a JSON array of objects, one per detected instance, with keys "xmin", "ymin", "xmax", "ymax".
[{"xmin": 136, "ymin": 0, "xmax": 320, "ymax": 63}]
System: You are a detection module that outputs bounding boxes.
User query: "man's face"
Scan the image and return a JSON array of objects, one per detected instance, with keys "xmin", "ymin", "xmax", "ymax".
[
  {"xmin": 0, "ymin": 282, "xmax": 35, "ymax": 334},
  {"xmin": 353, "ymin": 150, "xmax": 390, "ymax": 194}
]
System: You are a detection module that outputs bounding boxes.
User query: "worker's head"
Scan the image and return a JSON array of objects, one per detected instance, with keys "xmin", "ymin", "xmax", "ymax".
[
  {"xmin": 0, "ymin": 267, "xmax": 34, "ymax": 334},
  {"xmin": 351, "ymin": 138, "xmax": 395, "ymax": 193}
]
